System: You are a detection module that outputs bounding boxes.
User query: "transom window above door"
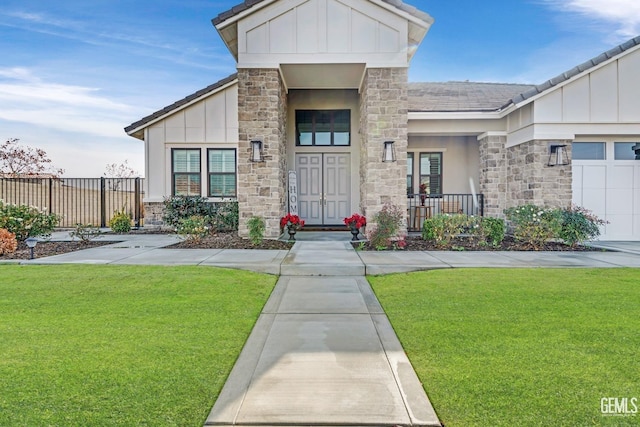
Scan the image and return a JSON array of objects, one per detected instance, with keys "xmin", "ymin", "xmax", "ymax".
[{"xmin": 296, "ymin": 110, "xmax": 350, "ymax": 146}]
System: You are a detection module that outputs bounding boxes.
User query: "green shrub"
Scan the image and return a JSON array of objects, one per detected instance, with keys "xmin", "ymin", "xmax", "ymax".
[
  {"xmin": 480, "ymin": 217, "xmax": 505, "ymax": 247},
  {"xmin": 109, "ymin": 208, "xmax": 132, "ymax": 233},
  {"xmin": 422, "ymin": 214, "xmax": 471, "ymax": 247},
  {"xmin": 176, "ymin": 215, "xmax": 209, "ymax": 242},
  {"xmin": 162, "ymin": 196, "xmax": 214, "ymax": 228},
  {"xmin": 0, "ymin": 201, "xmax": 60, "ymax": 240},
  {"xmin": 504, "ymin": 204, "xmax": 562, "ymax": 249},
  {"xmin": 366, "ymin": 203, "xmax": 404, "ymax": 250},
  {"xmin": 247, "ymin": 216, "xmax": 265, "ymax": 246},
  {"xmin": 162, "ymin": 197, "xmax": 238, "ymax": 231},
  {"xmin": 69, "ymin": 223, "xmax": 102, "ymax": 242},
  {"xmin": 559, "ymin": 205, "xmax": 605, "ymax": 247}
]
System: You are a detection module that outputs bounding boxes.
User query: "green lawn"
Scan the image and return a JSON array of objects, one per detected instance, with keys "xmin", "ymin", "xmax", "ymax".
[
  {"xmin": 0, "ymin": 265, "xmax": 276, "ymax": 426},
  {"xmin": 370, "ymin": 268, "xmax": 640, "ymax": 427}
]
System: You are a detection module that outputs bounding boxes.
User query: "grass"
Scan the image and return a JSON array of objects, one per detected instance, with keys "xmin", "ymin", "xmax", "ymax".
[
  {"xmin": 0, "ymin": 265, "xmax": 276, "ymax": 426},
  {"xmin": 369, "ymin": 268, "xmax": 640, "ymax": 427}
]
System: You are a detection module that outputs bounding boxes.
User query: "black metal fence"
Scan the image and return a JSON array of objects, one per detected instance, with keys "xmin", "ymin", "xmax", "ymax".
[
  {"xmin": 0, "ymin": 177, "xmax": 144, "ymax": 228},
  {"xmin": 407, "ymin": 193, "xmax": 484, "ymax": 232}
]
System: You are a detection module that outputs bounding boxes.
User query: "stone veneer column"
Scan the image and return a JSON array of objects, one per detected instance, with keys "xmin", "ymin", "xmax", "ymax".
[
  {"xmin": 236, "ymin": 69, "xmax": 287, "ymax": 238},
  {"xmin": 478, "ymin": 133, "xmax": 508, "ymax": 217},
  {"xmin": 359, "ymin": 68, "xmax": 408, "ymax": 233},
  {"xmin": 506, "ymin": 140, "xmax": 573, "ymax": 209}
]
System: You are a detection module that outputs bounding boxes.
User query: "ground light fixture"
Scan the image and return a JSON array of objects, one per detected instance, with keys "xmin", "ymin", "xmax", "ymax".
[
  {"xmin": 382, "ymin": 140, "xmax": 396, "ymax": 162},
  {"xmin": 548, "ymin": 144, "xmax": 569, "ymax": 166},
  {"xmin": 250, "ymin": 140, "xmax": 264, "ymax": 162},
  {"xmin": 25, "ymin": 237, "xmax": 38, "ymax": 259}
]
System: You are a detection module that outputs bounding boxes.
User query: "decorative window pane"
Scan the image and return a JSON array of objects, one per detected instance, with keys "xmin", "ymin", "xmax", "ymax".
[
  {"xmin": 614, "ymin": 142, "xmax": 637, "ymax": 160},
  {"xmin": 172, "ymin": 149, "xmax": 201, "ymax": 196},
  {"xmin": 572, "ymin": 142, "xmax": 605, "ymax": 160},
  {"xmin": 295, "ymin": 110, "xmax": 350, "ymax": 146},
  {"xmin": 419, "ymin": 152, "xmax": 442, "ymax": 195},
  {"xmin": 208, "ymin": 149, "xmax": 236, "ymax": 197}
]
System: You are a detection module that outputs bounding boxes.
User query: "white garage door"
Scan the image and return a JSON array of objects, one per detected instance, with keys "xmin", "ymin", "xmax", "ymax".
[{"xmin": 572, "ymin": 143, "xmax": 640, "ymax": 241}]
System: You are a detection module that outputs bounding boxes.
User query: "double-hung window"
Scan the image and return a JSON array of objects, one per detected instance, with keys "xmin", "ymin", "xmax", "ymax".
[
  {"xmin": 419, "ymin": 152, "xmax": 442, "ymax": 195},
  {"xmin": 208, "ymin": 149, "xmax": 236, "ymax": 197},
  {"xmin": 172, "ymin": 149, "xmax": 201, "ymax": 196}
]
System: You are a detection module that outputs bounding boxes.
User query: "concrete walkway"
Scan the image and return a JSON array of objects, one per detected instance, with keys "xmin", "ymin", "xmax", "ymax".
[{"xmin": 8, "ymin": 232, "xmax": 640, "ymax": 427}]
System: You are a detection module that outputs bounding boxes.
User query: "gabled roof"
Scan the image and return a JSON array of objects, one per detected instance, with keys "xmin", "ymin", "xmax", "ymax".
[
  {"xmin": 409, "ymin": 82, "xmax": 535, "ymax": 112},
  {"xmin": 124, "ymin": 73, "xmax": 238, "ymax": 138},
  {"xmin": 212, "ymin": 0, "xmax": 432, "ymax": 27},
  {"xmin": 505, "ymin": 35, "xmax": 640, "ymax": 108}
]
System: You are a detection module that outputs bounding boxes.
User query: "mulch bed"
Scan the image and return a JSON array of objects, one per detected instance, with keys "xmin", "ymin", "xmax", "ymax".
[
  {"xmin": 354, "ymin": 235, "xmax": 603, "ymax": 251},
  {"xmin": 165, "ymin": 233, "xmax": 294, "ymax": 250},
  {"xmin": 1, "ymin": 241, "xmax": 115, "ymax": 261}
]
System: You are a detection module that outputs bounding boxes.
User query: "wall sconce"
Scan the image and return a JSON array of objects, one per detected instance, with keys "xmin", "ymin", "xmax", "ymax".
[
  {"xmin": 382, "ymin": 141, "xmax": 396, "ymax": 163},
  {"xmin": 25, "ymin": 237, "xmax": 38, "ymax": 259},
  {"xmin": 633, "ymin": 143, "xmax": 640, "ymax": 160},
  {"xmin": 548, "ymin": 144, "xmax": 569, "ymax": 166},
  {"xmin": 250, "ymin": 140, "xmax": 264, "ymax": 162}
]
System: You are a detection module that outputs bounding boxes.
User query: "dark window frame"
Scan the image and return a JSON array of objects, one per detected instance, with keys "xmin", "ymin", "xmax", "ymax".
[
  {"xmin": 419, "ymin": 152, "xmax": 443, "ymax": 196},
  {"xmin": 207, "ymin": 148, "xmax": 237, "ymax": 197},
  {"xmin": 171, "ymin": 148, "xmax": 201, "ymax": 196},
  {"xmin": 295, "ymin": 109, "xmax": 351, "ymax": 146},
  {"xmin": 407, "ymin": 152, "xmax": 414, "ymax": 195}
]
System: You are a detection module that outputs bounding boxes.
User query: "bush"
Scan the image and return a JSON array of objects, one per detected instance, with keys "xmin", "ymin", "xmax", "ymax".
[
  {"xmin": 479, "ymin": 217, "xmax": 505, "ymax": 247},
  {"xmin": 367, "ymin": 203, "xmax": 404, "ymax": 249},
  {"xmin": 0, "ymin": 228, "xmax": 18, "ymax": 255},
  {"xmin": 247, "ymin": 216, "xmax": 265, "ymax": 246},
  {"xmin": 504, "ymin": 204, "xmax": 562, "ymax": 250},
  {"xmin": 176, "ymin": 215, "xmax": 210, "ymax": 242},
  {"xmin": 162, "ymin": 197, "xmax": 238, "ymax": 231},
  {"xmin": 0, "ymin": 201, "xmax": 60, "ymax": 240},
  {"xmin": 69, "ymin": 223, "xmax": 102, "ymax": 242},
  {"xmin": 559, "ymin": 205, "xmax": 606, "ymax": 247},
  {"xmin": 109, "ymin": 208, "xmax": 132, "ymax": 233},
  {"xmin": 422, "ymin": 214, "xmax": 471, "ymax": 247}
]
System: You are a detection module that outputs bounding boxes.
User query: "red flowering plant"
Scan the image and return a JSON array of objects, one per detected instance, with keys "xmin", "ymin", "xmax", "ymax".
[
  {"xmin": 343, "ymin": 213, "xmax": 367, "ymax": 229},
  {"xmin": 280, "ymin": 213, "xmax": 305, "ymax": 230}
]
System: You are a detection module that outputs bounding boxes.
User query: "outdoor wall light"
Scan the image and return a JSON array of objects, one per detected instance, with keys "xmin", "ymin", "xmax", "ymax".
[
  {"xmin": 25, "ymin": 237, "xmax": 38, "ymax": 259},
  {"xmin": 382, "ymin": 141, "xmax": 396, "ymax": 163},
  {"xmin": 548, "ymin": 144, "xmax": 569, "ymax": 167},
  {"xmin": 633, "ymin": 143, "xmax": 640, "ymax": 160},
  {"xmin": 250, "ymin": 140, "xmax": 264, "ymax": 162}
]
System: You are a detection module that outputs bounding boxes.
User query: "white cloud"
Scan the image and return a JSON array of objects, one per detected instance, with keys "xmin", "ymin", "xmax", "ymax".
[
  {"xmin": 543, "ymin": 0, "xmax": 640, "ymax": 40},
  {"xmin": 0, "ymin": 67, "xmax": 135, "ymax": 138}
]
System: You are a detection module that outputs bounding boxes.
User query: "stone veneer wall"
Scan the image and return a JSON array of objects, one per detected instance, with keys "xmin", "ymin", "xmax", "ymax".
[
  {"xmin": 480, "ymin": 136, "xmax": 573, "ymax": 216},
  {"xmin": 359, "ymin": 68, "xmax": 408, "ymax": 233},
  {"xmin": 236, "ymin": 68, "xmax": 288, "ymax": 238},
  {"xmin": 142, "ymin": 202, "xmax": 165, "ymax": 228},
  {"xmin": 506, "ymin": 140, "xmax": 572, "ymax": 209}
]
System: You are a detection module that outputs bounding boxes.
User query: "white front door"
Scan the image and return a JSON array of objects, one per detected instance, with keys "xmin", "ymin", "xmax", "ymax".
[{"xmin": 296, "ymin": 153, "xmax": 350, "ymax": 225}]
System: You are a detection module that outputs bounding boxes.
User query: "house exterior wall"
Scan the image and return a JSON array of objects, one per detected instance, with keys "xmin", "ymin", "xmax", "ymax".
[
  {"xmin": 359, "ymin": 67, "xmax": 408, "ymax": 232},
  {"xmin": 236, "ymin": 0, "xmax": 410, "ymax": 68},
  {"xmin": 236, "ymin": 68, "xmax": 288, "ymax": 238},
  {"xmin": 478, "ymin": 133, "xmax": 507, "ymax": 218}
]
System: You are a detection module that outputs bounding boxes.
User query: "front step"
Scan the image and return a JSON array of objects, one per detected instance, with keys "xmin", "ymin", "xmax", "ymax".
[{"xmin": 280, "ymin": 241, "xmax": 365, "ymax": 276}]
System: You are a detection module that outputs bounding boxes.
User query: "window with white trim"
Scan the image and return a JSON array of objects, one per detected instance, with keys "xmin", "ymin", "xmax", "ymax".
[{"xmin": 172, "ymin": 149, "xmax": 201, "ymax": 196}]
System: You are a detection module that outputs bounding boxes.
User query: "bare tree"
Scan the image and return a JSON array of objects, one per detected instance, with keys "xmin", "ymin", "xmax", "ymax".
[
  {"xmin": 104, "ymin": 160, "xmax": 139, "ymax": 178},
  {"xmin": 104, "ymin": 160, "xmax": 139, "ymax": 191},
  {"xmin": 0, "ymin": 138, "xmax": 64, "ymax": 177}
]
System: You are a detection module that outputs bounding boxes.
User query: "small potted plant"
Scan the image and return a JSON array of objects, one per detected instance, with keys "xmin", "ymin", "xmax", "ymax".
[
  {"xmin": 280, "ymin": 213, "xmax": 305, "ymax": 241},
  {"xmin": 419, "ymin": 183, "xmax": 427, "ymax": 206},
  {"xmin": 343, "ymin": 213, "xmax": 366, "ymax": 241}
]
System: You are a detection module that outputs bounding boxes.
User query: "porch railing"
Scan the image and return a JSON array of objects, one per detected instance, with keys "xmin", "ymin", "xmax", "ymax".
[
  {"xmin": 407, "ymin": 193, "xmax": 484, "ymax": 232},
  {"xmin": 0, "ymin": 177, "xmax": 145, "ymax": 228}
]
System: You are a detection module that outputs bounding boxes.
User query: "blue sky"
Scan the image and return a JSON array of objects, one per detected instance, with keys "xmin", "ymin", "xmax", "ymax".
[{"xmin": 1, "ymin": 0, "xmax": 638, "ymax": 176}]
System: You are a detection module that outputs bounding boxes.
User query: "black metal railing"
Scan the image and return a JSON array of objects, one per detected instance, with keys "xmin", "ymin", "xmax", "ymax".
[
  {"xmin": 0, "ymin": 177, "xmax": 145, "ymax": 228},
  {"xmin": 407, "ymin": 193, "xmax": 484, "ymax": 232}
]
